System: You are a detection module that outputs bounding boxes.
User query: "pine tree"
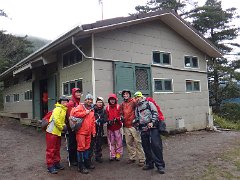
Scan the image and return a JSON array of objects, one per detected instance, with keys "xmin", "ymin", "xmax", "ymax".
[
  {"xmin": 134, "ymin": 0, "xmax": 196, "ymax": 15},
  {"xmin": 188, "ymin": 0, "xmax": 240, "ymax": 112}
]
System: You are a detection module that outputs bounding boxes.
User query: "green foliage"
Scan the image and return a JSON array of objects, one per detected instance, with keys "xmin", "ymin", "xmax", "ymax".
[
  {"xmin": 0, "ymin": 31, "xmax": 34, "ymax": 74},
  {"xmin": 189, "ymin": 0, "xmax": 239, "ymax": 54},
  {"xmin": 134, "ymin": 0, "xmax": 194, "ymax": 15},
  {"xmin": 26, "ymin": 36, "xmax": 50, "ymax": 52},
  {"xmin": 0, "ymin": 9, "xmax": 7, "ymax": 17},
  {"xmin": 219, "ymin": 103, "xmax": 240, "ymax": 123},
  {"xmin": 214, "ymin": 114, "xmax": 240, "ymax": 130}
]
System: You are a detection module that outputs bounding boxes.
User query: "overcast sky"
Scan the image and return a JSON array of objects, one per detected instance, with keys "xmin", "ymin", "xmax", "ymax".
[{"xmin": 0, "ymin": 0, "xmax": 240, "ymax": 54}]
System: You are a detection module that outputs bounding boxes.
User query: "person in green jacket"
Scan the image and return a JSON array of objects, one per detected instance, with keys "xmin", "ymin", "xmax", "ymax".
[{"xmin": 45, "ymin": 96, "xmax": 68, "ymax": 174}]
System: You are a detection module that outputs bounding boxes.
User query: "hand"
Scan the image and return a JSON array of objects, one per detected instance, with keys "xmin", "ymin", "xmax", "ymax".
[
  {"xmin": 148, "ymin": 122, "xmax": 153, "ymax": 128},
  {"xmin": 63, "ymin": 125, "xmax": 67, "ymax": 133},
  {"xmin": 92, "ymin": 134, "xmax": 96, "ymax": 137},
  {"xmin": 86, "ymin": 110, "xmax": 91, "ymax": 114}
]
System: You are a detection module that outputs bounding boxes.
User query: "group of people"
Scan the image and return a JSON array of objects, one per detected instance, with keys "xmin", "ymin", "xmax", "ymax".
[{"xmin": 45, "ymin": 88, "xmax": 166, "ymax": 175}]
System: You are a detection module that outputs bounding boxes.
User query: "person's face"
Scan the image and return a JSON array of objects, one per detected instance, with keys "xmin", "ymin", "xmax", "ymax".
[
  {"xmin": 85, "ymin": 98, "xmax": 93, "ymax": 106},
  {"xmin": 61, "ymin": 100, "xmax": 68, "ymax": 107},
  {"xmin": 96, "ymin": 101, "xmax": 103, "ymax": 108},
  {"xmin": 135, "ymin": 96, "xmax": 141, "ymax": 103},
  {"xmin": 123, "ymin": 92, "xmax": 130, "ymax": 100},
  {"xmin": 109, "ymin": 98, "xmax": 116, "ymax": 105},
  {"xmin": 75, "ymin": 91, "xmax": 82, "ymax": 99}
]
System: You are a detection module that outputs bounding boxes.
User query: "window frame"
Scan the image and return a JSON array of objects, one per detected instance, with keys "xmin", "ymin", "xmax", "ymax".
[
  {"xmin": 5, "ymin": 95, "xmax": 11, "ymax": 103},
  {"xmin": 62, "ymin": 48, "xmax": 83, "ymax": 68},
  {"xmin": 62, "ymin": 79, "xmax": 83, "ymax": 96},
  {"xmin": 152, "ymin": 51, "xmax": 171, "ymax": 65},
  {"xmin": 153, "ymin": 78, "xmax": 173, "ymax": 93},
  {"xmin": 184, "ymin": 55, "xmax": 199, "ymax": 68},
  {"xmin": 13, "ymin": 94, "xmax": 20, "ymax": 102},
  {"xmin": 24, "ymin": 90, "xmax": 33, "ymax": 101},
  {"xmin": 185, "ymin": 79, "xmax": 201, "ymax": 92}
]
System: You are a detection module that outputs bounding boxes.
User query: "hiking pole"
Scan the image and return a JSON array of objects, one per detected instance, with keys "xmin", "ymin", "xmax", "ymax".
[{"xmin": 65, "ymin": 133, "xmax": 71, "ymax": 167}]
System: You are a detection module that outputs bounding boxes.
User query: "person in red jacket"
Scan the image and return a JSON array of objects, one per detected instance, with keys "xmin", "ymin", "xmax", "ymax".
[
  {"xmin": 120, "ymin": 90, "xmax": 145, "ymax": 166},
  {"xmin": 66, "ymin": 88, "xmax": 82, "ymax": 166},
  {"xmin": 70, "ymin": 94, "xmax": 96, "ymax": 174},
  {"xmin": 106, "ymin": 94, "xmax": 123, "ymax": 161}
]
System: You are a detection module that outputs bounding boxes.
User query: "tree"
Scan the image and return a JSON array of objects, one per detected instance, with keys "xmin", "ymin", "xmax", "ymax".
[
  {"xmin": 134, "ymin": 0, "xmax": 196, "ymax": 15},
  {"xmin": 188, "ymin": 0, "xmax": 240, "ymax": 112},
  {"xmin": 0, "ymin": 31, "xmax": 33, "ymax": 74},
  {"xmin": 0, "ymin": 9, "xmax": 7, "ymax": 17}
]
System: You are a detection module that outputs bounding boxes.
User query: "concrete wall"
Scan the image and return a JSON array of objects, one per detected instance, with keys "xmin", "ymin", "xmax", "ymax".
[
  {"xmin": 3, "ymin": 74, "xmax": 33, "ymax": 118},
  {"xmin": 93, "ymin": 20, "xmax": 209, "ymax": 131},
  {"xmin": 94, "ymin": 60, "xmax": 114, "ymax": 104},
  {"xmin": 58, "ymin": 43, "xmax": 93, "ymax": 97},
  {"xmin": 94, "ymin": 20, "xmax": 206, "ymax": 71}
]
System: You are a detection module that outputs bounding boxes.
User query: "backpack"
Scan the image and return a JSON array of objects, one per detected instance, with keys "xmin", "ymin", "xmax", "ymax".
[
  {"xmin": 144, "ymin": 97, "xmax": 168, "ymax": 135},
  {"xmin": 146, "ymin": 97, "xmax": 164, "ymax": 121},
  {"xmin": 41, "ymin": 111, "xmax": 53, "ymax": 131}
]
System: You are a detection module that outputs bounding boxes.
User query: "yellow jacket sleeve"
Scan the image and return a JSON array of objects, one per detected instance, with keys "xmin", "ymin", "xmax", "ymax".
[{"xmin": 53, "ymin": 107, "xmax": 65, "ymax": 131}]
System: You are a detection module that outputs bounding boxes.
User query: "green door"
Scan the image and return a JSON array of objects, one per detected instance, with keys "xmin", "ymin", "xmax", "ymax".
[
  {"xmin": 32, "ymin": 81, "xmax": 41, "ymax": 119},
  {"xmin": 114, "ymin": 62, "xmax": 152, "ymax": 101},
  {"xmin": 115, "ymin": 62, "xmax": 135, "ymax": 102}
]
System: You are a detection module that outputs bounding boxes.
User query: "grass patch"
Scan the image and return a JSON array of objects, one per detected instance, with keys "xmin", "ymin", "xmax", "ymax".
[
  {"xmin": 201, "ymin": 163, "xmax": 236, "ymax": 179},
  {"xmin": 200, "ymin": 147, "xmax": 240, "ymax": 179},
  {"xmin": 214, "ymin": 114, "xmax": 240, "ymax": 130}
]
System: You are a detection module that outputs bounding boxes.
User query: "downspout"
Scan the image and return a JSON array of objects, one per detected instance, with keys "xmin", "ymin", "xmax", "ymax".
[
  {"xmin": 71, "ymin": 36, "xmax": 96, "ymax": 100},
  {"xmin": 91, "ymin": 34, "xmax": 96, "ymax": 100}
]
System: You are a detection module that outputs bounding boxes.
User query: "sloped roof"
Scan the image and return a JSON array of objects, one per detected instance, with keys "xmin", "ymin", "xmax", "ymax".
[{"xmin": 0, "ymin": 10, "xmax": 222, "ymax": 79}]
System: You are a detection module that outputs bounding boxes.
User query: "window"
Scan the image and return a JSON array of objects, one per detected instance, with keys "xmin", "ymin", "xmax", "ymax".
[
  {"xmin": 24, "ymin": 90, "xmax": 32, "ymax": 100},
  {"xmin": 13, "ymin": 94, "xmax": 19, "ymax": 102},
  {"xmin": 184, "ymin": 56, "xmax": 198, "ymax": 68},
  {"xmin": 63, "ymin": 79, "xmax": 83, "ymax": 96},
  {"xmin": 5, "ymin": 95, "xmax": 10, "ymax": 103},
  {"xmin": 62, "ymin": 49, "xmax": 82, "ymax": 68},
  {"xmin": 186, "ymin": 80, "xmax": 200, "ymax": 92},
  {"xmin": 153, "ymin": 51, "xmax": 171, "ymax": 65},
  {"xmin": 154, "ymin": 79, "xmax": 173, "ymax": 92}
]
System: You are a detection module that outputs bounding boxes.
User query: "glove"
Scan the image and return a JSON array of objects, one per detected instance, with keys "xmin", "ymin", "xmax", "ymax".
[{"xmin": 63, "ymin": 125, "xmax": 67, "ymax": 133}]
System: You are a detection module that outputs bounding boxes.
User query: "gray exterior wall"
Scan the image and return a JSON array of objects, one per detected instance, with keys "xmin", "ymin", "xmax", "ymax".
[
  {"xmin": 93, "ymin": 20, "xmax": 209, "ymax": 131},
  {"xmin": 58, "ymin": 44, "xmax": 93, "ymax": 97},
  {"xmin": 94, "ymin": 60, "xmax": 114, "ymax": 103},
  {"xmin": 152, "ymin": 67, "xmax": 209, "ymax": 131},
  {"xmin": 3, "ymin": 75, "xmax": 33, "ymax": 118}
]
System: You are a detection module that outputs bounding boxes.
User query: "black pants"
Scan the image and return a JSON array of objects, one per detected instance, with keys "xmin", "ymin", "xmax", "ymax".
[
  {"xmin": 89, "ymin": 125, "xmax": 104, "ymax": 160},
  {"xmin": 67, "ymin": 130, "xmax": 77, "ymax": 164},
  {"xmin": 141, "ymin": 128, "xmax": 165, "ymax": 169}
]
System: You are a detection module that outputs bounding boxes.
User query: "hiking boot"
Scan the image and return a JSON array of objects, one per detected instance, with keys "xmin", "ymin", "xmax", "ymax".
[
  {"xmin": 95, "ymin": 157, "xmax": 103, "ymax": 163},
  {"xmin": 142, "ymin": 164, "xmax": 154, "ymax": 170},
  {"xmin": 138, "ymin": 161, "xmax": 145, "ymax": 167},
  {"xmin": 70, "ymin": 161, "xmax": 78, "ymax": 166},
  {"xmin": 127, "ymin": 159, "xmax": 136, "ymax": 164},
  {"xmin": 109, "ymin": 158, "xmax": 115, "ymax": 161},
  {"xmin": 54, "ymin": 163, "xmax": 64, "ymax": 170},
  {"xmin": 47, "ymin": 166, "xmax": 58, "ymax": 174},
  {"xmin": 115, "ymin": 157, "xmax": 120, "ymax": 161},
  {"xmin": 78, "ymin": 162, "xmax": 89, "ymax": 174},
  {"xmin": 158, "ymin": 167, "xmax": 165, "ymax": 174}
]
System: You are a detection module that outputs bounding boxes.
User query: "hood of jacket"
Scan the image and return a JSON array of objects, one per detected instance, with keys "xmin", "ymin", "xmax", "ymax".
[
  {"xmin": 71, "ymin": 88, "xmax": 81, "ymax": 104},
  {"xmin": 108, "ymin": 94, "xmax": 118, "ymax": 104}
]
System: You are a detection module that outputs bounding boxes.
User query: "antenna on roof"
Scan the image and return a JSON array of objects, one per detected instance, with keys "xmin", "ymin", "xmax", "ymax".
[{"xmin": 98, "ymin": 0, "xmax": 103, "ymax": 20}]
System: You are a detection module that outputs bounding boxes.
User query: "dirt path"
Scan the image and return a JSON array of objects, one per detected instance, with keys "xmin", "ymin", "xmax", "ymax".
[{"xmin": 1, "ymin": 117, "xmax": 240, "ymax": 180}]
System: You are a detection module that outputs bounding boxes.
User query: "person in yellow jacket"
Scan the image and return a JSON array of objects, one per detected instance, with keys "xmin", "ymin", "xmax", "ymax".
[{"xmin": 45, "ymin": 96, "xmax": 69, "ymax": 174}]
